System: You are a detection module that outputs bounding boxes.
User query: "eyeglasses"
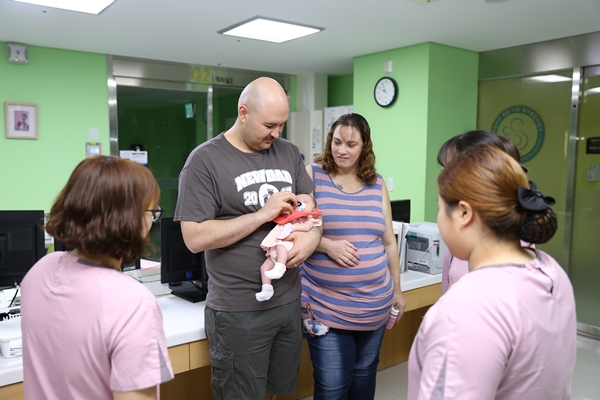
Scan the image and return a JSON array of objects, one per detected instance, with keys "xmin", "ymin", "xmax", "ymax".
[{"xmin": 147, "ymin": 205, "xmax": 164, "ymax": 222}]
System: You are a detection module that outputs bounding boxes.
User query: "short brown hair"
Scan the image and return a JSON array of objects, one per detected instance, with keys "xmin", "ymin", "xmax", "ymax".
[
  {"xmin": 46, "ymin": 156, "xmax": 160, "ymax": 265},
  {"xmin": 316, "ymin": 113, "xmax": 377, "ymax": 184}
]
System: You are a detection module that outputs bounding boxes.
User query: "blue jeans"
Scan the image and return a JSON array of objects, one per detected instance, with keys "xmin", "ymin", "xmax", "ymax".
[{"xmin": 305, "ymin": 325, "xmax": 386, "ymax": 400}]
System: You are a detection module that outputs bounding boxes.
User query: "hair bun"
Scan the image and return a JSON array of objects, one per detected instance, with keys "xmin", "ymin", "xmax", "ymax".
[{"xmin": 518, "ymin": 209, "xmax": 558, "ymax": 244}]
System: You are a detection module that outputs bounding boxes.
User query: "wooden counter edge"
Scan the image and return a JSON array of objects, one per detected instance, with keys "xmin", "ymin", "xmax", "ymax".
[
  {"xmin": 190, "ymin": 339, "xmax": 210, "ymax": 369},
  {"xmin": 168, "ymin": 343, "xmax": 190, "ymax": 374},
  {"xmin": 403, "ymin": 283, "xmax": 441, "ymax": 312},
  {"xmin": 0, "ymin": 381, "xmax": 23, "ymax": 400}
]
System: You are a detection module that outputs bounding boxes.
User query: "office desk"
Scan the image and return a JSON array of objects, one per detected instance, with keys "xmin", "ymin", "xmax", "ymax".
[{"xmin": 0, "ymin": 273, "xmax": 442, "ymax": 400}]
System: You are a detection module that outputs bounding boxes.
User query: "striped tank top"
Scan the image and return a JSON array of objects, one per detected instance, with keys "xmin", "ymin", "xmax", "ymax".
[{"xmin": 300, "ymin": 164, "xmax": 394, "ymax": 331}]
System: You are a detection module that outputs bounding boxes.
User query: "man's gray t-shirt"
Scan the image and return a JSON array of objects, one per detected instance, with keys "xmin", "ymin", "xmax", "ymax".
[{"xmin": 174, "ymin": 133, "xmax": 315, "ymax": 312}]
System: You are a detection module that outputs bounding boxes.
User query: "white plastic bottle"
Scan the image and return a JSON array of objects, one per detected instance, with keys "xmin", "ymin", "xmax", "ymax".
[{"xmin": 386, "ymin": 306, "xmax": 399, "ymax": 329}]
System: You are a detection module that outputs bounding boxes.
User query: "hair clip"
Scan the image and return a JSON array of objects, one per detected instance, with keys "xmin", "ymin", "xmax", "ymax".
[{"xmin": 517, "ymin": 181, "xmax": 555, "ymax": 211}]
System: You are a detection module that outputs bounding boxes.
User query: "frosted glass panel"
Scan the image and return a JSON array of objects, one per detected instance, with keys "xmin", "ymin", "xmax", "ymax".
[
  {"xmin": 477, "ymin": 72, "xmax": 572, "ymax": 263},
  {"xmin": 571, "ymin": 73, "xmax": 600, "ymax": 327}
]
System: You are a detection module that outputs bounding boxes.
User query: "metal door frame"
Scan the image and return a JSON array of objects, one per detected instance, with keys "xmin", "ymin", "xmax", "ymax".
[{"xmin": 106, "ymin": 55, "xmax": 291, "ymax": 155}]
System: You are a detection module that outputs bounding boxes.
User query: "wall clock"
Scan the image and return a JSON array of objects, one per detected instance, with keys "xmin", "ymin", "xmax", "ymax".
[{"xmin": 374, "ymin": 77, "xmax": 398, "ymax": 108}]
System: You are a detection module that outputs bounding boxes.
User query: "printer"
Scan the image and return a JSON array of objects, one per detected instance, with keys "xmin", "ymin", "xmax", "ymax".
[{"xmin": 401, "ymin": 222, "xmax": 448, "ymax": 275}]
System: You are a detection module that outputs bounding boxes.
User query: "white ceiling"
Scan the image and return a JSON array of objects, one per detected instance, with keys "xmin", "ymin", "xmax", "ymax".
[{"xmin": 1, "ymin": 0, "xmax": 600, "ymax": 76}]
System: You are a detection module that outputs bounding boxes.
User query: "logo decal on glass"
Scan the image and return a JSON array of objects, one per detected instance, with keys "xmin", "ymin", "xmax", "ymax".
[{"xmin": 491, "ymin": 105, "xmax": 545, "ymax": 163}]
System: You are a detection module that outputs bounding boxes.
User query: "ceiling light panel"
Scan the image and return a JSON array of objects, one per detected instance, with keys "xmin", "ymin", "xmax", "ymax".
[
  {"xmin": 14, "ymin": 0, "xmax": 116, "ymax": 14},
  {"xmin": 586, "ymin": 87, "xmax": 600, "ymax": 95},
  {"xmin": 522, "ymin": 75, "xmax": 572, "ymax": 83},
  {"xmin": 220, "ymin": 17, "xmax": 322, "ymax": 43}
]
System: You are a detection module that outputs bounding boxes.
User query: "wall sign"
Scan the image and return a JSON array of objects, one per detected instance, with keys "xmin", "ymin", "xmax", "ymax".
[
  {"xmin": 586, "ymin": 137, "xmax": 600, "ymax": 154},
  {"xmin": 191, "ymin": 68, "xmax": 234, "ymax": 85},
  {"xmin": 491, "ymin": 105, "xmax": 545, "ymax": 162}
]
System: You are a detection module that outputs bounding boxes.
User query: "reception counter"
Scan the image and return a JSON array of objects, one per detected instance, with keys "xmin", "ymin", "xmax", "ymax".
[{"xmin": 0, "ymin": 271, "xmax": 442, "ymax": 400}]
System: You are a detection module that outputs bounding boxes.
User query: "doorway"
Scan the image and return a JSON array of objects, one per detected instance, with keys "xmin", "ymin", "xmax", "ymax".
[
  {"xmin": 117, "ymin": 85, "xmax": 209, "ymax": 218},
  {"xmin": 108, "ymin": 56, "xmax": 290, "ymax": 259},
  {"xmin": 116, "ymin": 85, "xmax": 209, "ymax": 260}
]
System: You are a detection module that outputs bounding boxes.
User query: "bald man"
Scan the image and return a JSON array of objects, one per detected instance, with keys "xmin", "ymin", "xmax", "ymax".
[{"xmin": 175, "ymin": 77, "xmax": 322, "ymax": 400}]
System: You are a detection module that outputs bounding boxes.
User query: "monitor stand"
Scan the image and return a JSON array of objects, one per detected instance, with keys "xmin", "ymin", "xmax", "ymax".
[{"xmin": 169, "ymin": 281, "xmax": 207, "ymax": 303}]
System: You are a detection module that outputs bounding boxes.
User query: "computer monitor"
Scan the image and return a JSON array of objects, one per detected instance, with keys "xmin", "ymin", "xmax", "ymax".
[
  {"xmin": 390, "ymin": 199, "xmax": 411, "ymax": 223},
  {"xmin": 53, "ymin": 239, "xmax": 73, "ymax": 253},
  {"xmin": 0, "ymin": 210, "xmax": 46, "ymax": 289},
  {"xmin": 160, "ymin": 217, "xmax": 208, "ymax": 303}
]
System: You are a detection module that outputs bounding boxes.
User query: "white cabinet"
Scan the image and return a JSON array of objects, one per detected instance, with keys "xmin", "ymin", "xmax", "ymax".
[{"xmin": 288, "ymin": 110, "xmax": 323, "ymax": 166}]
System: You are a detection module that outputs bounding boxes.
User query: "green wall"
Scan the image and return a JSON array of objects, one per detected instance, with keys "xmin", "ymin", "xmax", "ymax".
[
  {"xmin": 0, "ymin": 43, "xmax": 109, "ymax": 212},
  {"xmin": 328, "ymin": 74, "xmax": 354, "ymax": 107},
  {"xmin": 354, "ymin": 42, "xmax": 478, "ymax": 222},
  {"xmin": 0, "ymin": 41, "xmax": 478, "ymax": 223},
  {"xmin": 425, "ymin": 44, "xmax": 479, "ymax": 221}
]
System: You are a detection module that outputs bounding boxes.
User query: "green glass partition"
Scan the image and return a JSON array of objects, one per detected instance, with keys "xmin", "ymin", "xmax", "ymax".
[
  {"xmin": 117, "ymin": 86, "xmax": 208, "ymax": 260},
  {"xmin": 570, "ymin": 71, "xmax": 600, "ymax": 327},
  {"xmin": 477, "ymin": 71, "xmax": 573, "ymax": 262},
  {"xmin": 478, "ymin": 69, "xmax": 600, "ymax": 330}
]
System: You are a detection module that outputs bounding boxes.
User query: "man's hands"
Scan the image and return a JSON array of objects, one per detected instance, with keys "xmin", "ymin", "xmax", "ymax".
[
  {"xmin": 259, "ymin": 191, "xmax": 297, "ymax": 222},
  {"xmin": 284, "ymin": 226, "xmax": 322, "ymax": 268},
  {"xmin": 181, "ymin": 192, "xmax": 298, "ymax": 253}
]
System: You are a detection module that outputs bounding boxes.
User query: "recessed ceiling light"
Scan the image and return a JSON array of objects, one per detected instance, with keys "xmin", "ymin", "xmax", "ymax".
[
  {"xmin": 219, "ymin": 17, "xmax": 323, "ymax": 44},
  {"xmin": 14, "ymin": 0, "xmax": 116, "ymax": 14},
  {"xmin": 522, "ymin": 75, "xmax": 572, "ymax": 83}
]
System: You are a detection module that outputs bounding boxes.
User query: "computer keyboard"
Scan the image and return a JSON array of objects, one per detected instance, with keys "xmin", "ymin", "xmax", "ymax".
[{"xmin": 0, "ymin": 308, "xmax": 21, "ymax": 322}]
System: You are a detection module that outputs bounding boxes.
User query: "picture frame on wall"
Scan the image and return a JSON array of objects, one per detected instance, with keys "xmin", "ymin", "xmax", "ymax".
[{"xmin": 5, "ymin": 102, "xmax": 38, "ymax": 139}]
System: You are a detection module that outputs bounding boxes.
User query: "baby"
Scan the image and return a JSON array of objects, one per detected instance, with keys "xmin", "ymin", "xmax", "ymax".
[{"xmin": 256, "ymin": 193, "xmax": 322, "ymax": 301}]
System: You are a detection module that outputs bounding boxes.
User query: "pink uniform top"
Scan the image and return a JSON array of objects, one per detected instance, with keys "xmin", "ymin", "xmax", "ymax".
[
  {"xmin": 442, "ymin": 241, "xmax": 533, "ymax": 294},
  {"xmin": 408, "ymin": 250, "xmax": 576, "ymax": 400},
  {"xmin": 21, "ymin": 252, "xmax": 174, "ymax": 400}
]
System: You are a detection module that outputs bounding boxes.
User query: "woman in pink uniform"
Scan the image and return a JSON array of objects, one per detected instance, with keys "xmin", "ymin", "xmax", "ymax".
[
  {"xmin": 437, "ymin": 131, "xmax": 527, "ymax": 293},
  {"xmin": 21, "ymin": 156, "xmax": 174, "ymax": 400},
  {"xmin": 408, "ymin": 146, "xmax": 576, "ymax": 400}
]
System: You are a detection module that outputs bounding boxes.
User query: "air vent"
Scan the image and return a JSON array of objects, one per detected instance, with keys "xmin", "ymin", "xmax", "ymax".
[{"xmin": 7, "ymin": 43, "xmax": 28, "ymax": 64}]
